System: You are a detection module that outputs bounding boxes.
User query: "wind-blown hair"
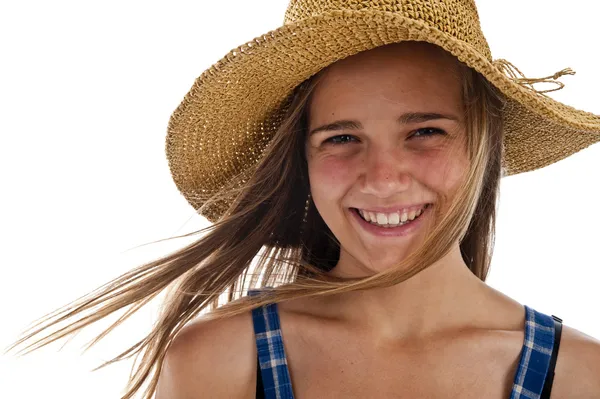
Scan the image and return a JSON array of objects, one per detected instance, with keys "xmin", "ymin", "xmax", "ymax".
[{"xmin": 6, "ymin": 43, "xmax": 506, "ymax": 399}]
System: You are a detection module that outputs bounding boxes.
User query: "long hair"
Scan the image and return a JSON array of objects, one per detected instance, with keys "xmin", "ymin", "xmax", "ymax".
[{"xmin": 5, "ymin": 43, "xmax": 506, "ymax": 399}]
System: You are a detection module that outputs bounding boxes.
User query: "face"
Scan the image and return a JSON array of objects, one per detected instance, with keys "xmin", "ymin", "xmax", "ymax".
[{"xmin": 305, "ymin": 42, "xmax": 469, "ymax": 278}]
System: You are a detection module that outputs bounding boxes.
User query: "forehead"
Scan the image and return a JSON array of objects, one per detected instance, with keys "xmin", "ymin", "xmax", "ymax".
[{"xmin": 308, "ymin": 42, "xmax": 464, "ymax": 121}]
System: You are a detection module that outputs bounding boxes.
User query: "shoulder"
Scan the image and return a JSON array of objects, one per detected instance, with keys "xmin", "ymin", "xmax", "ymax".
[
  {"xmin": 551, "ymin": 324, "xmax": 600, "ymax": 398},
  {"xmin": 155, "ymin": 305, "xmax": 258, "ymax": 399}
]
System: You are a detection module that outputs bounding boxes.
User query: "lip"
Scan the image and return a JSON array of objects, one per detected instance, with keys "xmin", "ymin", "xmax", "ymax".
[{"xmin": 348, "ymin": 205, "xmax": 429, "ymax": 237}]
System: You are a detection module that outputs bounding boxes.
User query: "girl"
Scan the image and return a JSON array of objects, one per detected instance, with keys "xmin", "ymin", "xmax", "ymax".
[{"xmin": 7, "ymin": 1, "xmax": 600, "ymax": 398}]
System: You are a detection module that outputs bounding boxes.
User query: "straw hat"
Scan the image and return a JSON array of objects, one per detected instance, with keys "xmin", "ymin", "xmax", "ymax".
[{"xmin": 165, "ymin": 0, "xmax": 600, "ymax": 223}]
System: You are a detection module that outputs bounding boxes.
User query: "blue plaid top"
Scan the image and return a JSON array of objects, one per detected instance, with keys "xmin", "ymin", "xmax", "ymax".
[{"xmin": 249, "ymin": 289, "xmax": 560, "ymax": 399}]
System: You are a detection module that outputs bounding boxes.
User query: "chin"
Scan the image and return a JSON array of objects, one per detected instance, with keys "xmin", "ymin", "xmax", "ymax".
[{"xmin": 358, "ymin": 252, "xmax": 413, "ymax": 275}]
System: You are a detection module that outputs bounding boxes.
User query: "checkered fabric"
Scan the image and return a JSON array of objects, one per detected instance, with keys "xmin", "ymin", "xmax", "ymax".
[
  {"xmin": 249, "ymin": 289, "xmax": 295, "ymax": 399},
  {"xmin": 249, "ymin": 289, "xmax": 555, "ymax": 398},
  {"xmin": 510, "ymin": 305, "xmax": 556, "ymax": 399}
]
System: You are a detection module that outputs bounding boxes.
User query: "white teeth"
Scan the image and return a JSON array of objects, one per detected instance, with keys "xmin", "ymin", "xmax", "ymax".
[
  {"xmin": 400, "ymin": 211, "xmax": 408, "ymax": 223},
  {"xmin": 359, "ymin": 209, "xmax": 369, "ymax": 221},
  {"xmin": 356, "ymin": 206, "xmax": 426, "ymax": 227}
]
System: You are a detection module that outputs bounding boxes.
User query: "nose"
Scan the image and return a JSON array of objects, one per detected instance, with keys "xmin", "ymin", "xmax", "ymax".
[{"xmin": 358, "ymin": 146, "xmax": 413, "ymax": 197}]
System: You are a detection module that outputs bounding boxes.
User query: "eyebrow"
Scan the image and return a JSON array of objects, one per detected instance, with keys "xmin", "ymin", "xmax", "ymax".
[{"xmin": 308, "ymin": 112, "xmax": 460, "ymax": 137}]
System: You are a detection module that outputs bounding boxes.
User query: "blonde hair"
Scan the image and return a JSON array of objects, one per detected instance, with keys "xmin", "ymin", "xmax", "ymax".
[{"xmin": 6, "ymin": 43, "xmax": 506, "ymax": 399}]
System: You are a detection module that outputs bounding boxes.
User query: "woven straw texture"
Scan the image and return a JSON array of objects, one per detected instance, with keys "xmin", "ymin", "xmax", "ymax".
[{"xmin": 165, "ymin": 0, "xmax": 600, "ymax": 223}]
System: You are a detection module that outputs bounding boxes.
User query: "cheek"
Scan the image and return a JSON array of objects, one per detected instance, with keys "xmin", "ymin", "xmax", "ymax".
[
  {"xmin": 413, "ymin": 148, "xmax": 469, "ymax": 194},
  {"xmin": 308, "ymin": 154, "xmax": 356, "ymax": 200},
  {"xmin": 307, "ymin": 144, "xmax": 469, "ymax": 200}
]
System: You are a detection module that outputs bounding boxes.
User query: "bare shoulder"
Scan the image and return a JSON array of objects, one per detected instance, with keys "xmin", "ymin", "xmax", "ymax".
[
  {"xmin": 155, "ymin": 306, "xmax": 257, "ymax": 399},
  {"xmin": 551, "ymin": 324, "xmax": 600, "ymax": 398}
]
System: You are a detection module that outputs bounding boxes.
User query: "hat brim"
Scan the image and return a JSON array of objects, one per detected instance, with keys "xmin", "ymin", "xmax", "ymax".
[{"xmin": 166, "ymin": 10, "xmax": 600, "ymax": 221}]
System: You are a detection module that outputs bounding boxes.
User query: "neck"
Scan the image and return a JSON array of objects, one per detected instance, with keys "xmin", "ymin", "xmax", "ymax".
[{"xmin": 320, "ymin": 245, "xmax": 517, "ymax": 344}]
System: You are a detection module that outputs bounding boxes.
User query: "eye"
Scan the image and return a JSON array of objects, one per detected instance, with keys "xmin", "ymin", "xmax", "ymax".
[
  {"xmin": 322, "ymin": 128, "xmax": 446, "ymax": 145},
  {"xmin": 410, "ymin": 127, "xmax": 447, "ymax": 139},
  {"xmin": 323, "ymin": 134, "xmax": 358, "ymax": 145}
]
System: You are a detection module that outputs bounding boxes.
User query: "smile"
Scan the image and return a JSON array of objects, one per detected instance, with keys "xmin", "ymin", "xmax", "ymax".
[
  {"xmin": 349, "ymin": 204, "xmax": 432, "ymax": 237},
  {"xmin": 355, "ymin": 204, "xmax": 431, "ymax": 228}
]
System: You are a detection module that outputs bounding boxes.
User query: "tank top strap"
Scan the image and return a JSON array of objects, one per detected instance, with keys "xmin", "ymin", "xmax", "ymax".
[
  {"xmin": 248, "ymin": 288, "xmax": 295, "ymax": 399},
  {"xmin": 509, "ymin": 305, "xmax": 556, "ymax": 399}
]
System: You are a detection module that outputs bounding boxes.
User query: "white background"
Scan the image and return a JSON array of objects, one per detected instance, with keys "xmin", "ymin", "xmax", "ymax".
[{"xmin": 1, "ymin": 1, "xmax": 599, "ymax": 398}]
